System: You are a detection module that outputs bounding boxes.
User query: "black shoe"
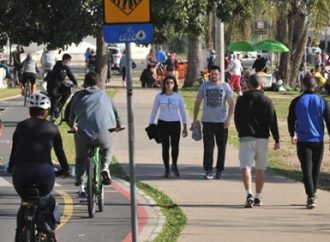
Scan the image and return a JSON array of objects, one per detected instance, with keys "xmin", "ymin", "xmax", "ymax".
[
  {"xmin": 306, "ymin": 197, "xmax": 316, "ymax": 209},
  {"xmin": 101, "ymin": 169, "xmax": 112, "ymax": 185},
  {"xmin": 245, "ymin": 194, "xmax": 254, "ymax": 208},
  {"xmin": 215, "ymin": 170, "xmax": 223, "ymax": 179},
  {"xmin": 254, "ymin": 198, "xmax": 262, "ymax": 206},
  {"xmin": 171, "ymin": 165, "xmax": 180, "ymax": 177},
  {"xmin": 74, "ymin": 180, "xmax": 82, "ymax": 186},
  {"xmin": 164, "ymin": 169, "xmax": 170, "ymax": 178}
]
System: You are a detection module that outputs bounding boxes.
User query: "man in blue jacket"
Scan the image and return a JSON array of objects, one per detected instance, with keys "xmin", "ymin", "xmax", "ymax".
[
  {"xmin": 288, "ymin": 76, "xmax": 330, "ymax": 209},
  {"xmin": 235, "ymin": 73, "xmax": 280, "ymax": 208}
]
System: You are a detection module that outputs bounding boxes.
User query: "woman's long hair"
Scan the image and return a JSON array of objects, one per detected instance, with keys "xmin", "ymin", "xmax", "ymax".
[{"xmin": 161, "ymin": 75, "xmax": 178, "ymax": 94}]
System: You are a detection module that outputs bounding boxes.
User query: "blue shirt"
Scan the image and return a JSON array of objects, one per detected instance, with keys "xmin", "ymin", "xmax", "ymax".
[{"xmin": 288, "ymin": 91, "xmax": 330, "ymax": 142}]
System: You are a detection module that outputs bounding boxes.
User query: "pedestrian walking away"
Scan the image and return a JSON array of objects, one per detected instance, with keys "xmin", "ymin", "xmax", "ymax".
[
  {"xmin": 234, "ymin": 73, "xmax": 280, "ymax": 208},
  {"xmin": 192, "ymin": 65, "xmax": 234, "ymax": 180},
  {"xmin": 287, "ymin": 76, "xmax": 330, "ymax": 209},
  {"xmin": 149, "ymin": 75, "xmax": 188, "ymax": 178}
]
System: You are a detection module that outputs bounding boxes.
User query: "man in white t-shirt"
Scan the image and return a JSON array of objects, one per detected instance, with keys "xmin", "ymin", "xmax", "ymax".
[{"xmin": 192, "ymin": 65, "xmax": 234, "ymax": 179}]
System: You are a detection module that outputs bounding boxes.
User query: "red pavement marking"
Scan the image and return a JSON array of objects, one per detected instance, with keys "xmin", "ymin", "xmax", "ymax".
[{"xmin": 111, "ymin": 181, "xmax": 149, "ymax": 242}]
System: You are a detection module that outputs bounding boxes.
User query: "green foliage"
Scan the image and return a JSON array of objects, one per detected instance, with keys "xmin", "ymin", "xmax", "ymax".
[{"xmin": 0, "ymin": 0, "xmax": 102, "ymax": 48}]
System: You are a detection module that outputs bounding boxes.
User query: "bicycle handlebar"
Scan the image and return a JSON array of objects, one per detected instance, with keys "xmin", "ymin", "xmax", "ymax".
[{"xmin": 67, "ymin": 126, "xmax": 125, "ymax": 134}]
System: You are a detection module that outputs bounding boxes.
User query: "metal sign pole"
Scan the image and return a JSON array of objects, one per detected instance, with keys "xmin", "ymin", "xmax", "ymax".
[{"xmin": 125, "ymin": 42, "xmax": 138, "ymax": 242}]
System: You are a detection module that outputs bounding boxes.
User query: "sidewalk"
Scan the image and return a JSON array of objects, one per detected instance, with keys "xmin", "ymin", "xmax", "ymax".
[{"xmin": 110, "ymin": 80, "xmax": 330, "ymax": 242}]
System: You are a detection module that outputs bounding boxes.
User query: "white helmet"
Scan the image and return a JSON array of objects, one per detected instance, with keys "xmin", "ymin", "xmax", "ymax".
[{"xmin": 28, "ymin": 93, "xmax": 51, "ymax": 109}]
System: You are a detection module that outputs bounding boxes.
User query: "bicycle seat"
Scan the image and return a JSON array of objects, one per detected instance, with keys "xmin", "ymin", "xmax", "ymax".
[{"xmin": 23, "ymin": 187, "xmax": 40, "ymax": 203}]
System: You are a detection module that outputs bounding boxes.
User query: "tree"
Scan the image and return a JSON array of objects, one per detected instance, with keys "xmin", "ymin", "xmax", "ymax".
[
  {"xmin": 275, "ymin": 0, "xmax": 330, "ymax": 86},
  {"xmin": 0, "ymin": 0, "xmax": 111, "ymax": 85}
]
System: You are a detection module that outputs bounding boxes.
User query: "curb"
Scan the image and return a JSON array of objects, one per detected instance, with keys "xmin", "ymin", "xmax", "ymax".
[
  {"xmin": 112, "ymin": 177, "xmax": 165, "ymax": 242},
  {"xmin": 69, "ymin": 165, "xmax": 165, "ymax": 242}
]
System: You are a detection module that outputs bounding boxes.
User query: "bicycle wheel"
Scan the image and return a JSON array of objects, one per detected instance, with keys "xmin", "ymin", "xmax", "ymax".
[
  {"xmin": 87, "ymin": 161, "xmax": 96, "ymax": 218},
  {"xmin": 51, "ymin": 106, "xmax": 64, "ymax": 126},
  {"xmin": 20, "ymin": 223, "xmax": 36, "ymax": 242},
  {"xmin": 24, "ymin": 82, "xmax": 31, "ymax": 106},
  {"xmin": 92, "ymin": 147, "xmax": 104, "ymax": 212},
  {"xmin": 97, "ymin": 161, "xmax": 104, "ymax": 212}
]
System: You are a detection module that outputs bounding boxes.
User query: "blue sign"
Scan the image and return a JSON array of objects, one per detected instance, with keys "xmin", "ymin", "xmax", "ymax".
[{"xmin": 103, "ymin": 23, "xmax": 153, "ymax": 44}]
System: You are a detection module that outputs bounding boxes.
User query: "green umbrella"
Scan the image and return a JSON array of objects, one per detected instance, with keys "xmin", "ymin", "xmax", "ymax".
[
  {"xmin": 227, "ymin": 41, "xmax": 256, "ymax": 52},
  {"xmin": 254, "ymin": 39, "xmax": 289, "ymax": 52}
]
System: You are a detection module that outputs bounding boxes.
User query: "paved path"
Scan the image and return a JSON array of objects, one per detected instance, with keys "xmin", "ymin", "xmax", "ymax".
[{"xmin": 112, "ymin": 82, "xmax": 330, "ymax": 242}]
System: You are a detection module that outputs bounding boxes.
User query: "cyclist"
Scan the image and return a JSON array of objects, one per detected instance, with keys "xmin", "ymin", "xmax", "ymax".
[
  {"xmin": 6, "ymin": 93, "xmax": 69, "ymax": 242},
  {"xmin": 68, "ymin": 72, "xmax": 123, "ymax": 198},
  {"xmin": 46, "ymin": 53, "xmax": 78, "ymax": 119},
  {"xmin": 20, "ymin": 53, "xmax": 39, "ymax": 95}
]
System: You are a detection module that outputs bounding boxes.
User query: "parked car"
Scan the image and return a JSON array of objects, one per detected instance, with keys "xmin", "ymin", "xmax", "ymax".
[{"xmin": 108, "ymin": 46, "xmax": 122, "ymax": 72}]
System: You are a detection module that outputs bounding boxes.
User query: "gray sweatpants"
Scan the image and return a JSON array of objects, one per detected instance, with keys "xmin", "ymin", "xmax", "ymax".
[{"xmin": 74, "ymin": 129, "xmax": 113, "ymax": 183}]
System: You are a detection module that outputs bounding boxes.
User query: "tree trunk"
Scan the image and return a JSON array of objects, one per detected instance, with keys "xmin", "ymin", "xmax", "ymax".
[
  {"xmin": 96, "ymin": 31, "xmax": 108, "ymax": 89},
  {"xmin": 276, "ymin": 8, "xmax": 290, "ymax": 84},
  {"xmin": 276, "ymin": 1, "xmax": 310, "ymax": 87},
  {"xmin": 206, "ymin": 11, "xmax": 215, "ymax": 50},
  {"xmin": 183, "ymin": 33, "xmax": 202, "ymax": 87},
  {"xmin": 287, "ymin": 6, "xmax": 309, "ymax": 86},
  {"xmin": 224, "ymin": 23, "xmax": 233, "ymax": 48}
]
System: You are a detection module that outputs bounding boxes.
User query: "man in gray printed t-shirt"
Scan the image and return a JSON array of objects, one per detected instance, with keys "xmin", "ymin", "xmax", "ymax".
[{"xmin": 192, "ymin": 65, "xmax": 234, "ymax": 179}]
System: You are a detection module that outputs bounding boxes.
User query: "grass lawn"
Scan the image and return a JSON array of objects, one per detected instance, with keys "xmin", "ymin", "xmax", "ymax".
[
  {"xmin": 0, "ymin": 87, "xmax": 21, "ymax": 99},
  {"xmin": 180, "ymin": 87, "xmax": 330, "ymax": 191}
]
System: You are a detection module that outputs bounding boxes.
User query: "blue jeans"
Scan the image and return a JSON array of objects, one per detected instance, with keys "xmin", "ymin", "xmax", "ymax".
[{"xmin": 202, "ymin": 122, "xmax": 228, "ymax": 172}]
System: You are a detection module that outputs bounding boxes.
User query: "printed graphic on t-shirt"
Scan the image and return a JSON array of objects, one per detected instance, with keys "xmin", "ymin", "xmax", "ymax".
[{"xmin": 206, "ymin": 88, "xmax": 223, "ymax": 108}]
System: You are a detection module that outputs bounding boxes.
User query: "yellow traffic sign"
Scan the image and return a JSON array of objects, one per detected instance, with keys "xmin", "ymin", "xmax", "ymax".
[{"xmin": 104, "ymin": 0, "xmax": 150, "ymax": 24}]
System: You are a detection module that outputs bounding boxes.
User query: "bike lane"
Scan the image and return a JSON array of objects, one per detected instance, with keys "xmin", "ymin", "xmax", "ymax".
[{"xmin": 0, "ymin": 95, "xmax": 161, "ymax": 242}]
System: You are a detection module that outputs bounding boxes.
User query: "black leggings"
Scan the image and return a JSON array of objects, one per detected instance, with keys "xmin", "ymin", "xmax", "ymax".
[
  {"xmin": 297, "ymin": 142, "xmax": 324, "ymax": 198},
  {"xmin": 157, "ymin": 120, "xmax": 181, "ymax": 170},
  {"xmin": 12, "ymin": 163, "xmax": 55, "ymax": 241}
]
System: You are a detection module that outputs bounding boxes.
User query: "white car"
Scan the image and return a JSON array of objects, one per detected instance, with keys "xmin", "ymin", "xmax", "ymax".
[{"xmin": 108, "ymin": 46, "xmax": 122, "ymax": 71}]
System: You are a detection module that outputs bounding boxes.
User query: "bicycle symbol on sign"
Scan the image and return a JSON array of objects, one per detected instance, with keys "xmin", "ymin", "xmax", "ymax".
[{"xmin": 119, "ymin": 27, "xmax": 146, "ymax": 42}]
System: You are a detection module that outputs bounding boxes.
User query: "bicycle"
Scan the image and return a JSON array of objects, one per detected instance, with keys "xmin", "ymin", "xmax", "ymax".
[
  {"xmin": 17, "ymin": 186, "xmax": 57, "ymax": 242},
  {"xmin": 50, "ymin": 81, "xmax": 77, "ymax": 126},
  {"xmin": 68, "ymin": 130, "xmax": 104, "ymax": 218},
  {"xmin": 23, "ymin": 80, "xmax": 31, "ymax": 106}
]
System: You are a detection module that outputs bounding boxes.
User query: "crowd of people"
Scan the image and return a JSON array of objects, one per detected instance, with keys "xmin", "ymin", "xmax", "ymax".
[
  {"xmin": 148, "ymin": 62, "xmax": 329, "ymax": 211},
  {"xmin": 2, "ymin": 47, "xmax": 124, "ymax": 241},
  {"xmin": 140, "ymin": 47, "xmax": 180, "ymax": 88},
  {"xmin": 1, "ymin": 44, "xmax": 330, "ymax": 241}
]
